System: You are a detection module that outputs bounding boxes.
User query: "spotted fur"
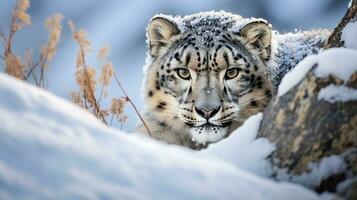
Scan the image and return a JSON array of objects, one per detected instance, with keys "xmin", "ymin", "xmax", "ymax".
[{"xmin": 139, "ymin": 11, "xmax": 325, "ymax": 149}]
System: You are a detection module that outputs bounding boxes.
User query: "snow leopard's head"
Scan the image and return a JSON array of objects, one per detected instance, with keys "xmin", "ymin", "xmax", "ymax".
[{"xmin": 142, "ymin": 11, "xmax": 273, "ymax": 146}]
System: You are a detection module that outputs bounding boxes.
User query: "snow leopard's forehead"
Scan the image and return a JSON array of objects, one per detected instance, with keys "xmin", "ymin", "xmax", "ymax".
[
  {"xmin": 182, "ymin": 17, "xmax": 234, "ymax": 48},
  {"xmin": 161, "ymin": 11, "xmax": 266, "ymax": 48}
]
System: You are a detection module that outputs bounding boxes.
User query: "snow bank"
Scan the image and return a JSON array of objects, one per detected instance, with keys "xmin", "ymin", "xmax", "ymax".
[
  {"xmin": 0, "ymin": 73, "xmax": 320, "ymax": 199},
  {"xmin": 278, "ymin": 48, "xmax": 357, "ymax": 97},
  {"xmin": 318, "ymin": 84, "xmax": 357, "ymax": 103},
  {"xmin": 201, "ymin": 113, "xmax": 275, "ymax": 177}
]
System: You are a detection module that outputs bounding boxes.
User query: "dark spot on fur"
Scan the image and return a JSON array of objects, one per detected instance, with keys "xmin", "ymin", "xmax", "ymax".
[
  {"xmin": 148, "ymin": 90, "xmax": 154, "ymax": 97},
  {"xmin": 155, "ymin": 81, "xmax": 160, "ymax": 90},
  {"xmin": 174, "ymin": 52, "xmax": 180, "ymax": 62},
  {"xmin": 157, "ymin": 101, "xmax": 167, "ymax": 110},
  {"xmin": 250, "ymin": 100, "xmax": 258, "ymax": 107},
  {"xmin": 185, "ymin": 53, "xmax": 191, "ymax": 66},
  {"xmin": 223, "ymin": 52, "xmax": 229, "ymax": 66},
  {"xmin": 257, "ymin": 82, "xmax": 263, "ymax": 89}
]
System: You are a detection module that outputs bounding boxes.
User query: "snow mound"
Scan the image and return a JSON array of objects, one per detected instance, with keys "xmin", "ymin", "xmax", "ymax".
[
  {"xmin": 0, "ymin": 73, "xmax": 320, "ymax": 199},
  {"xmin": 278, "ymin": 48, "xmax": 357, "ymax": 97},
  {"xmin": 318, "ymin": 84, "xmax": 357, "ymax": 103},
  {"xmin": 201, "ymin": 113, "xmax": 275, "ymax": 177}
]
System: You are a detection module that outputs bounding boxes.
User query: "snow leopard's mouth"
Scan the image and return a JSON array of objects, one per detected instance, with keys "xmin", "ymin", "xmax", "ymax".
[
  {"xmin": 189, "ymin": 124, "xmax": 229, "ymax": 144},
  {"xmin": 192, "ymin": 122, "xmax": 231, "ymax": 128}
]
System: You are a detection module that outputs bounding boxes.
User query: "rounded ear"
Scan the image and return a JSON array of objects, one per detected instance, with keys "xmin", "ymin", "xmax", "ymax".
[
  {"xmin": 147, "ymin": 16, "xmax": 180, "ymax": 58},
  {"xmin": 239, "ymin": 21, "xmax": 272, "ymax": 61}
]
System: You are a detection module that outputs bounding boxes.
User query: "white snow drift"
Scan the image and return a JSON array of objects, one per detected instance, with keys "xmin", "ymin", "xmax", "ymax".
[{"xmin": 0, "ymin": 73, "xmax": 320, "ymax": 200}]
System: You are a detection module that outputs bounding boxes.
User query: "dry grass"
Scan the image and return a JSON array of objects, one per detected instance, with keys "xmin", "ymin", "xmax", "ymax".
[
  {"xmin": 1, "ymin": 0, "xmax": 152, "ymax": 135},
  {"xmin": 69, "ymin": 21, "xmax": 151, "ymax": 135},
  {"xmin": 1, "ymin": 0, "xmax": 62, "ymax": 87}
]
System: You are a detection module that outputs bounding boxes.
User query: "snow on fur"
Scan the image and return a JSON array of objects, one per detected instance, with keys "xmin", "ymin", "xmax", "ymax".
[
  {"xmin": 269, "ymin": 29, "xmax": 330, "ymax": 89},
  {"xmin": 0, "ymin": 73, "xmax": 321, "ymax": 199},
  {"xmin": 143, "ymin": 11, "xmax": 330, "ymax": 95}
]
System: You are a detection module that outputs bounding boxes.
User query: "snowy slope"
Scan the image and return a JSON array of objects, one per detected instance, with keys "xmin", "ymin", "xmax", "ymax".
[{"xmin": 0, "ymin": 73, "xmax": 320, "ymax": 200}]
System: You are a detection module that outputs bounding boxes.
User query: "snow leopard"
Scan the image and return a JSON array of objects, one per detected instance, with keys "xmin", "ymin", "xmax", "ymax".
[{"xmin": 139, "ymin": 11, "xmax": 330, "ymax": 149}]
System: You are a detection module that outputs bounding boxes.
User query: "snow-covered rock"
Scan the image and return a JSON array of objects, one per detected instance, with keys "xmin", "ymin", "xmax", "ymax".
[
  {"xmin": 0, "ymin": 73, "xmax": 321, "ymax": 199},
  {"xmin": 342, "ymin": 20, "xmax": 357, "ymax": 50},
  {"xmin": 278, "ymin": 48, "xmax": 357, "ymax": 97},
  {"xmin": 275, "ymin": 155, "xmax": 347, "ymax": 188},
  {"xmin": 318, "ymin": 84, "xmax": 357, "ymax": 103}
]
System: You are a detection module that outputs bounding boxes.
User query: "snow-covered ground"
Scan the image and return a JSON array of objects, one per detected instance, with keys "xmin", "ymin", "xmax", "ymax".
[
  {"xmin": 0, "ymin": 73, "xmax": 322, "ymax": 199},
  {"xmin": 0, "ymin": 1, "xmax": 355, "ymax": 199}
]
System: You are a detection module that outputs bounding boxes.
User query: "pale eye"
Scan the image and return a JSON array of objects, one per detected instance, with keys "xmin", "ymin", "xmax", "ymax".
[
  {"xmin": 176, "ymin": 68, "xmax": 191, "ymax": 80},
  {"xmin": 225, "ymin": 68, "xmax": 239, "ymax": 79}
]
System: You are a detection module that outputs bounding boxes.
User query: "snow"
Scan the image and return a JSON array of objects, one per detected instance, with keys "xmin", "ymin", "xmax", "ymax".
[
  {"xmin": 313, "ymin": 48, "xmax": 357, "ymax": 81},
  {"xmin": 342, "ymin": 21, "xmax": 357, "ymax": 49},
  {"xmin": 348, "ymin": 0, "xmax": 353, "ymax": 8},
  {"xmin": 0, "ymin": 73, "xmax": 321, "ymax": 199},
  {"xmin": 275, "ymin": 155, "xmax": 347, "ymax": 188},
  {"xmin": 318, "ymin": 84, "xmax": 357, "ymax": 103},
  {"xmin": 277, "ymin": 52, "xmax": 317, "ymax": 97},
  {"xmin": 201, "ymin": 113, "xmax": 275, "ymax": 177},
  {"xmin": 278, "ymin": 48, "xmax": 357, "ymax": 97}
]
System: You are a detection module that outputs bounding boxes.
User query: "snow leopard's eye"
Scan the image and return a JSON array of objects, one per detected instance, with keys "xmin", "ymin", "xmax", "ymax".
[
  {"xmin": 225, "ymin": 68, "xmax": 240, "ymax": 79},
  {"xmin": 176, "ymin": 68, "xmax": 191, "ymax": 80}
]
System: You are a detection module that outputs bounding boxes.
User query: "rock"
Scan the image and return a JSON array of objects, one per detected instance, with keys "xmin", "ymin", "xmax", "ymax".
[{"xmin": 257, "ymin": 1, "xmax": 357, "ymax": 198}]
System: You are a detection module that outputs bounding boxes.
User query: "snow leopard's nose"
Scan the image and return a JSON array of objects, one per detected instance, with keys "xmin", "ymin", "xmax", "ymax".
[{"xmin": 194, "ymin": 106, "xmax": 220, "ymax": 119}]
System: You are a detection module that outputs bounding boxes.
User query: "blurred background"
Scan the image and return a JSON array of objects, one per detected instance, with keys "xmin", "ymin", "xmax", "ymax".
[{"xmin": 0, "ymin": 0, "xmax": 349, "ymax": 131}]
